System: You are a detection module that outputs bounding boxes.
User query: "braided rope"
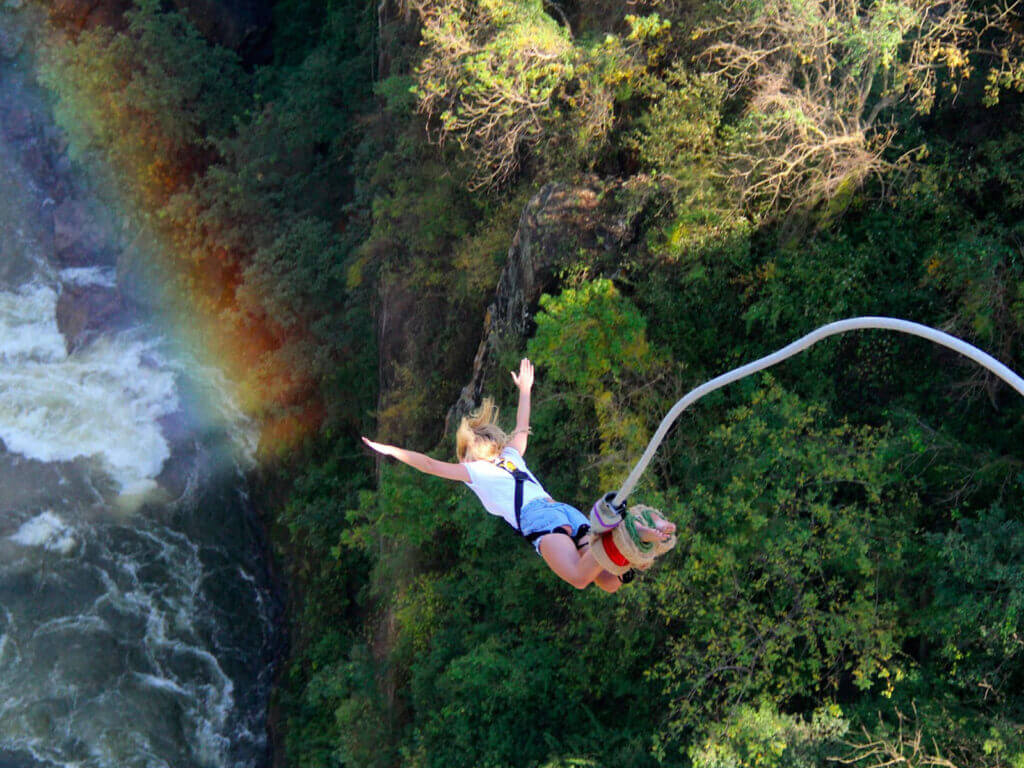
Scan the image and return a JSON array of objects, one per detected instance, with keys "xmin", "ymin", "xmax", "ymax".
[{"xmin": 588, "ymin": 505, "xmax": 677, "ymax": 575}]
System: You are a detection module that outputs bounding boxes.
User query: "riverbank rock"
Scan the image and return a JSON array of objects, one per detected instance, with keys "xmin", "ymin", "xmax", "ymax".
[
  {"xmin": 55, "ymin": 282, "xmax": 130, "ymax": 352},
  {"xmin": 446, "ymin": 177, "xmax": 651, "ymax": 427},
  {"xmin": 53, "ymin": 198, "xmax": 116, "ymax": 266}
]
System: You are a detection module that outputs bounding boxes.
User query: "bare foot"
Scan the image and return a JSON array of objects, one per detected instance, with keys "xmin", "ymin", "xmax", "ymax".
[
  {"xmin": 637, "ymin": 523, "xmax": 672, "ymax": 543},
  {"xmin": 636, "ymin": 510, "xmax": 676, "ymax": 542},
  {"xmin": 650, "ymin": 510, "xmax": 676, "ymax": 536}
]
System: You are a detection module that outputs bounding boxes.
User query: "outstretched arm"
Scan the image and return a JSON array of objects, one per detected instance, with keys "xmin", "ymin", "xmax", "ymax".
[
  {"xmin": 508, "ymin": 358, "xmax": 533, "ymax": 455},
  {"xmin": 362, "ymin": 437, "xmax": 471, "ymax": 482}
]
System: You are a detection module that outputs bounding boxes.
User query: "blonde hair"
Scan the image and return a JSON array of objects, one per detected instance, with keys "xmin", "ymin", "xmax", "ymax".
[{"xmin": 456, "ymin": 397, "xmax": 509, "ymax": 462}]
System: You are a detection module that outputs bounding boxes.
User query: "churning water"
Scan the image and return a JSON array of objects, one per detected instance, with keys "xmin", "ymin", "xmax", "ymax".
[
  {"xmin": 0, "ymin": 13, "xmax": 278, "ymax": 768},
  {"xmin": 0, "ymin": 283, "xmax": 178, "ymax": 496}
]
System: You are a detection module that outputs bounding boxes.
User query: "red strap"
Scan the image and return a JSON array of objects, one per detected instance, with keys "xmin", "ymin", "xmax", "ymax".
[{"xmin": 601, "ymin": 533, "xmax": 630, "ymax": 567}]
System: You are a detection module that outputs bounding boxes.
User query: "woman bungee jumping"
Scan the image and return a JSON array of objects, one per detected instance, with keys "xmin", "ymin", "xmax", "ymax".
[
  {"xmin": 371, "ymin": 318, "xmax": 1024, "ymax": 590},
  {"xmin": 362, "ymin": 358, "xmax": 676, "ymax": 593}
]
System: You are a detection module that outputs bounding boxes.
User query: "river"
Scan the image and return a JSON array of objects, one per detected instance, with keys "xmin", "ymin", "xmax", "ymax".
[{"xmin": 0, "ymin": 7, "xmax": 279, "ymax": 768}]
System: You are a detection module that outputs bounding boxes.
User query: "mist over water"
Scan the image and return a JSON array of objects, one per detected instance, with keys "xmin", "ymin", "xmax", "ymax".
[{"xmin": 0, "ymin": 9, "xmax": 278, "ymax": 768}]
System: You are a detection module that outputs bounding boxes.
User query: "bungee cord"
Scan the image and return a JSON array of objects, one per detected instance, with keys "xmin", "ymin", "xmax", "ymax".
[{"xmin": 610, "ymin": 316, "xmax": 1024, "ymax": 508}]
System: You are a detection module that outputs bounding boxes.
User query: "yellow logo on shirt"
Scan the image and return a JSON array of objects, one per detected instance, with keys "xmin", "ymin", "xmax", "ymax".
[{"xmin": 494, "ymin": 458, "xmax": 520, "ymax": 473}]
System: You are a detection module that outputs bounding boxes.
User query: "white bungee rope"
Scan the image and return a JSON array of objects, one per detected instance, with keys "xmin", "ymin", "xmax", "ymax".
[{"xmin": 610, "ymin": 316, "xmax": 1024, "ymax": 507}]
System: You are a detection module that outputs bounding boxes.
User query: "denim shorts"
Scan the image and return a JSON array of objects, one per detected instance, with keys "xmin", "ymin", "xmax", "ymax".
[{"xmin": 519, "ymin": 498, "xmax": 589, "ymax": 553}]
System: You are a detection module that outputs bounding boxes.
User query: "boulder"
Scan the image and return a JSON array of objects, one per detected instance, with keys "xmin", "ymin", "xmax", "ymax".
[
  {"xmin": 52, "ymin": 198, "xmax": 115, "ymax": 266},
  {"xmin": 55, "ymin": 282, "xmax": 130, "ymax": 352}
]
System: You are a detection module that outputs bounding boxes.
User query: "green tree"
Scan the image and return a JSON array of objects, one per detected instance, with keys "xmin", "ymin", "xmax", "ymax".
[
  {"xmin": 691, "ymin": 702, "xmax": 848, "ymax": 768},
  {"xmin": 412, "ymin": 0, "xmax": 670, "ymax": 188},
  {"xmin": 651, "ymin": 381, "xmax": 920, "ymax": 754},
  {"xmin": 696, "ymin": 0, "xmax": 1024, "ymax": 216},
  {"xmin": 528, "ymin": 278, "xmax": 678, "ymax": 494},
  {"xmin": 39, "ymin": 0, "xmax": 248, "ymax": 209},
  {"xmin": 412, "ymin": 0, "xmax": 580, "ymax": 188}
]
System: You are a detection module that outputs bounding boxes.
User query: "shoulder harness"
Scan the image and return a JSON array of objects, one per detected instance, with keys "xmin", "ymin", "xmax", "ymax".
[{"xmin": 493, "ymin": 457, "xmax": 589, "ymax": 547}]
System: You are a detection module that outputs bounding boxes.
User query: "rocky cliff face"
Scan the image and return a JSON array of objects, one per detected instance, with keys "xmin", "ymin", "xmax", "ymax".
[
  {"xmin": 369, "ymin": 177, "xmax": 649, "ymax": 448},
  {"xmin": 445, "ymin": 177, "xmax": 648, "ymax": 429}
]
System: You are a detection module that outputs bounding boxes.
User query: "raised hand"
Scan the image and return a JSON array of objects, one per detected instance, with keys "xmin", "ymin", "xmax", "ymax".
[
  {"xmin": 510, "ymin": 357, "xmax": 534, "ymax": 393},
  {"xmin": 362, "ymin": 436, "xmax": 397, "ymax": 457}
]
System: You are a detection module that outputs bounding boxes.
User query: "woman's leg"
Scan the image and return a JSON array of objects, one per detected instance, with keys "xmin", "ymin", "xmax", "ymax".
[
  {"xmin": 593, "ymin": 570, "xmax": 622, "ymax": 593},
  {"xmin": 537, "ymin": 532, "xmax": 608, "ymax": 590},
  {"xmin": 574, "ymin": 536, "xmax": 621, "ymax": 593}
]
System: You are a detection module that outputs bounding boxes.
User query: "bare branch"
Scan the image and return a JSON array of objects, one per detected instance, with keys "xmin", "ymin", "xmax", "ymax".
[{"xmin": 696, "ymin": 0, "xmax": 1024, "ymax": 215}]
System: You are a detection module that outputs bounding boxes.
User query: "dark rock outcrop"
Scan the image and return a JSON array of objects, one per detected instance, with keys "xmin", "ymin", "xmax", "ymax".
[
  {"xmin": 446, "ymin": 177, "xmax": 649, "ymax": 429},
  {"xmin": 56, "ymin": 282, "xmax": 130, "ymax": 352},
  {"xmin": 52, "ymin": 198, "xmax": 116, "ymax": 266}
]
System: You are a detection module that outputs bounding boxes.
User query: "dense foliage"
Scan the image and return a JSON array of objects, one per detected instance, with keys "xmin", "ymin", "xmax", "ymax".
[{"xmin": 34, "ymin": 0, "xmax": 1024, "ymax": 765}]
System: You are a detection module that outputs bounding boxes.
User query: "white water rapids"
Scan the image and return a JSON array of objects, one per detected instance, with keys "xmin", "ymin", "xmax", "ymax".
[{"xmin": 0, "ymin": 283, "xmax": 178, "ymax": 496}]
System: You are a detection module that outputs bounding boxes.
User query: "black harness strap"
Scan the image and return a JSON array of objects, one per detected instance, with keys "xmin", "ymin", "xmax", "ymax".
[
  {"xmin": 525, "ymin": 523, "xmax": 591, "ymax": 545},
  {"xmin": 494, "ymin": 458, "xmax": 538, "ymax": 538},
  {"xmin": 510, "ymin": 466, "xmax": 531, "ymax": 533},
  {"xmin": 495, "ymin": 457, "xmax": 588, "ymax": 545}
]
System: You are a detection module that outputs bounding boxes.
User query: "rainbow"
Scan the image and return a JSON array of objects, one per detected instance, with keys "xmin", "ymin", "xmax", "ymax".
[{"xmin": 21, "ymin": 1, "xmax": 326, "ymax": 458}]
